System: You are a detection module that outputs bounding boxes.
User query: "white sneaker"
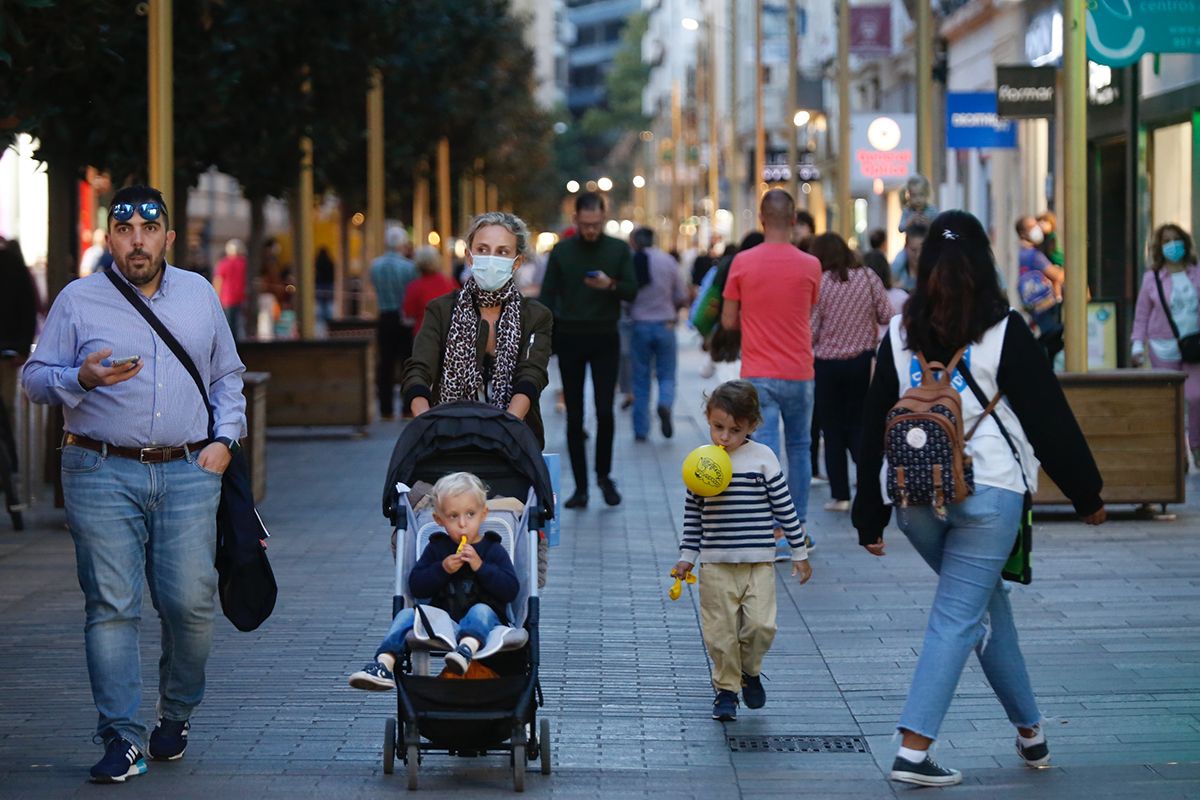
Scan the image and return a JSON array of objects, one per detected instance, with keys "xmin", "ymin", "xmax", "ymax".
[{"xmin": 823, "ymin": 499, "xmax": 850, "ymax": 512}]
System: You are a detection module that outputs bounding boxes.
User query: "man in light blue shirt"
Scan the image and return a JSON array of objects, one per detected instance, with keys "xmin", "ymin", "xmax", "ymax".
[
  {"xmin": 23, "ymin": 185, "xmax": 246, "ymax": 783},
  {"xmin": 370, "ymin": 226, "xmax": 417, "ymax": 419}
]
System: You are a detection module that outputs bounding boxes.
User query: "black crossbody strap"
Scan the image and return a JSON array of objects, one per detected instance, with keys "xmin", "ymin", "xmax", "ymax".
[
  {"xmin": 1153, "ymin": 269, "xmax": 1184, "ymax": 342},
  {"xmin": 958, "ymin": 362, "xmax": 1031, "ymax": 493},
  {"xmin": 104, "ymin": 268, "xmax": 216, "ymax": 437}
]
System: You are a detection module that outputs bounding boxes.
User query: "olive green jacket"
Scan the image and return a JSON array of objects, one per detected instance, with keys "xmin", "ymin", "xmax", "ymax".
[{"xmin": 402, "ymin": 292, "xmax": 553, "ymax": 447}]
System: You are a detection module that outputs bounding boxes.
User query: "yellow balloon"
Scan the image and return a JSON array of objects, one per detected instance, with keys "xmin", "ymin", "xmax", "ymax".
[{"xmin": 682, "ymin": 444, "xmax": 733, "ymax": 496}]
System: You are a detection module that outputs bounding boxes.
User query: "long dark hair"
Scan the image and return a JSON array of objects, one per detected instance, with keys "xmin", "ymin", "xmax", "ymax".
[
  {"xmin": 902, "ymin": 210, "xmax": 1008, "ymax": 355},
  {"xmin": 809, "ymin": 232, "xmax": 858, "ymax": 282}
]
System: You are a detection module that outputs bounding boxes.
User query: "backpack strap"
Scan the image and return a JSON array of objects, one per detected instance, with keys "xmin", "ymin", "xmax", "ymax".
[
  {"xmin": 916, "ymin": 346, "xmax": 968, "ymax": 387},
  {"xmin": 958, "ymin": 362, "xmax": 1031, "ymax": 492}
]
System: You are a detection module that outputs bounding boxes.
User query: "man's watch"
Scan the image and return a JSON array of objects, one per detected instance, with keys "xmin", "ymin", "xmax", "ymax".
[{"xmin": 213, "ymin": 436, "xmax": 241, "ymax": 455}]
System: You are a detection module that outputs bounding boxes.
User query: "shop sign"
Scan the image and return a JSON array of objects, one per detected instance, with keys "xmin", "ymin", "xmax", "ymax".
[
  {"xmin": 1087, "ymin": 0, "xmax": 1200, "ymax": 67},
  {"xmin": 946, "ymin": 93, "xmax": 1017, "ymax": 149},
  {"xmin": 850, "ymin": 6, "xmax": 891, "ymax": 56},
  {"xmin": 850, "ymin": 113, "xmax": 915, "ymax": 190},
  {"xmin": 996, "ymin": 65, "xmax": 1056, "ymax": 119}
]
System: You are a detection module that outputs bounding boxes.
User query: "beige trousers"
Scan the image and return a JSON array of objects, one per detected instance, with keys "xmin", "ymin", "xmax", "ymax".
[{"xmin": 698, "ymin": 562, "xmax": 777, "ymax": 693}]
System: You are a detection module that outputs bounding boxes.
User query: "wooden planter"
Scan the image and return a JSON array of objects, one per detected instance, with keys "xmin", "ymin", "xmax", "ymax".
[
  {"xmin": 236, "ymin": 339, "xmax": 374, "ymax": 429},
  {"xmin": 1034, "ymin": 369, "xmax": 1186, "ymax": 506}
]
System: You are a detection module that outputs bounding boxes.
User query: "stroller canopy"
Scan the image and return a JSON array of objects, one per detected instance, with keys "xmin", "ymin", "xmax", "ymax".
[{"xmin": 382, "ymin": 401, "xmax": 554, "ymax": 522}]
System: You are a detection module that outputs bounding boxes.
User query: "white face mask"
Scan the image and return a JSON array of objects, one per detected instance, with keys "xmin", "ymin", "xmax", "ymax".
[
  {"xmin": 470, "ymin": 253, "xmax": 516, "ymax": 291},
  {"xmin": 1026, "ymin": 226, "xmax": 1044, "ymax": 245}
]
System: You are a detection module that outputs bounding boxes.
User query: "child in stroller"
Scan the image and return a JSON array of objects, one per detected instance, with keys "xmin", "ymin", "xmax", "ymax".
[{"xmin": 350, "ymin": 471, "xmax": 519, "ymax": 689}]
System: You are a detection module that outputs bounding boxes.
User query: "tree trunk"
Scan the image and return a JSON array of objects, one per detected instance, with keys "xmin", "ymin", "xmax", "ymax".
[
  {"xmin": 245, "ymin": 195, "xmax": 266, "ymax": 323},
  {"xmin": 44, "ymin": 157, "xmax": 79, "ymax": 304},
  {"xmin": 173, "ymin": 177, "xmax": 192, "ymax": 273}
]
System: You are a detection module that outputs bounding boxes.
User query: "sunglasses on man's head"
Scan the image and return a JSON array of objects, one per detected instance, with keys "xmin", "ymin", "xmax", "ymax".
[{"xmin": 110, "ymin": 201, "xmax": 165, "ymax": 223}]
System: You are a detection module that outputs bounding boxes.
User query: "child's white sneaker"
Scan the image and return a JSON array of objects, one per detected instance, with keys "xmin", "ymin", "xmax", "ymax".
[{"xmin": 444, "ymin": 643, "xmax": 474, "ymax": 675}]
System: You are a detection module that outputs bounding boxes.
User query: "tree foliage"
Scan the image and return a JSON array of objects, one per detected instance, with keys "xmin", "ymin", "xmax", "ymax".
[
  {"xmin": 579, "ymin": 11, "xmax": 650, "ymax": 141},
  {"xmin": 1, "ymin": 0, "xmax": 557, "ymax": 227}
]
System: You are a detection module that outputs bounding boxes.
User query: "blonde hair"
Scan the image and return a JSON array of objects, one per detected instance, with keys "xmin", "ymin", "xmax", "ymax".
[{"xmin": 430, "ymin": 471, "xmax": 488, "ymax": 510}]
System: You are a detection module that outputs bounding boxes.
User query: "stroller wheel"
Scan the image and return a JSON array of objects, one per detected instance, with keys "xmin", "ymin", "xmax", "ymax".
[
  {"xmin": 382, "ymin": 717, "xmax": 395, "ymax": 774},
  {"xmin": 406, "ymin": 743, "xmax": 419, "ymax": 790},
  {"xmin": 511, "ymin": 743, "xmax": 525, "ymax": 792},
  {"xmin": 539, "ymin": 718, "xmax": 551, "ymax": 775}
]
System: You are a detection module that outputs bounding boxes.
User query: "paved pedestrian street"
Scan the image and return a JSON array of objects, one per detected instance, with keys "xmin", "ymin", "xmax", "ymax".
[{"xmin": 2, "ymin": 343, "xmax": 1199, "ymax": 799}]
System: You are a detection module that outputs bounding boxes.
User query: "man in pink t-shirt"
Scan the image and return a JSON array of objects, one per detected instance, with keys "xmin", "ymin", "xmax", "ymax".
[
  {"xmin": 213, "ymin": 239, "xmax": 248, "ymax": 340},
  {"xmin": 722, "ymin": 189, "xmax": 821, "ymax": 542}
]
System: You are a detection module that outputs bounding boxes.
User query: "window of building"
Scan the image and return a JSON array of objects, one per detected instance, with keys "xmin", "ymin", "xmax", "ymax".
[{"xmin": 1151, "ymin": 121, "xmax": 1193, "ymax": 234}]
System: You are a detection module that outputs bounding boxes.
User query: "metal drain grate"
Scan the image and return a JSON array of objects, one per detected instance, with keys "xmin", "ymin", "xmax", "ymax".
[{"xmin": 727, "ymin": 735, "xmax": 870, "ymax": 754}]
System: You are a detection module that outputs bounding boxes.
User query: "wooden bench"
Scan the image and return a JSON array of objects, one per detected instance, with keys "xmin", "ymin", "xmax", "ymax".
[
  {"xmin": 1033, "ymin": 370, "xmax": 1186, "ymax": 507},
  {"xmin": 236, "ymin": 339, "xmax": 374, "ymax": 429}
]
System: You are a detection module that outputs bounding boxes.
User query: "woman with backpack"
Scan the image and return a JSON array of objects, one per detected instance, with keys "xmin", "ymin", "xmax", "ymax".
[{"xmin": 851, "ymin": 210, "xmax": 1106, "ymax": 787}]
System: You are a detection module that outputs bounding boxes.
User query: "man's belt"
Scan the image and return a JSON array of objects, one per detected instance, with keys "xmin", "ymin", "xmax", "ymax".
[{"xmin": 64, "ymin": 433, "xmax": 209, "ymax": 464}]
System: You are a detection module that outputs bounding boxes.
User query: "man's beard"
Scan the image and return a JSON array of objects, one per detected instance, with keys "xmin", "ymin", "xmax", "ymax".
[{"xmin": 117, "ymin": 248, "xmax": 165, "ymax": 286}]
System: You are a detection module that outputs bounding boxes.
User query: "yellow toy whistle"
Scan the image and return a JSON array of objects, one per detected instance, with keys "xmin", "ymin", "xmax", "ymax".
[
  {"xmin": 668, "ymin": 570, "xmax": 696, "ymax": 600},
  {"xmin": 456, "ymin": 535, "xmax": 467, "ymax": 554}
]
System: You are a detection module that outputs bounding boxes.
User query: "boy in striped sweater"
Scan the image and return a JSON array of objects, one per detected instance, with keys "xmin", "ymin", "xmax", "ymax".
[{"xmin": 674, "ymin": 381, "xmax": 813, "ymax": 721}]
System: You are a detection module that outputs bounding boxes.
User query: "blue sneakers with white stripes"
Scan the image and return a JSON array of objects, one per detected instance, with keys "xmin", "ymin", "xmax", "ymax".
[
  {"xmin": 90, "ymin": 738, "xmax": 147, "ymax": 783},
  {"xmin": 149, "ymin": 718, "xmax": 190, "ymax": 761}
]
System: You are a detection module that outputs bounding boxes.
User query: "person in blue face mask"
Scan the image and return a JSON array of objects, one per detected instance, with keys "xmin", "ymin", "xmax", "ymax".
[
  {"xmin": 402, "ymin": 212, "xmax": 554, "ymax": 447},
  {"xmin": 1131, "ymin": 223, "xmax": 1200, "ymax": 466}
]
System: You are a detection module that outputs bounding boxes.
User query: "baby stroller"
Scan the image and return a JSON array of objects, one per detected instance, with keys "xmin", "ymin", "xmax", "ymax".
[{"xmin": 380, "ymin": 401, "xmax": 555, "ymax": 791}]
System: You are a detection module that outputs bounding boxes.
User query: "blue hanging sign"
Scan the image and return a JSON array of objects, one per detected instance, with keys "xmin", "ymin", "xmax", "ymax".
[{"xmin": 945, "ymin": 92, "xmax": 1018, "ymax": 149}]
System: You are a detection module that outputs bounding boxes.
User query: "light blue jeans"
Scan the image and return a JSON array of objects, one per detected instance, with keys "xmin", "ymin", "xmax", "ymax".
[
  {"xmin": 61, "ymin": 444, "xmax": 222, "ymax": 750},
  {"xmin": 895, "ymin": 485, "xmax": 1041, "ymax": 739},
  {"xmin": 376, "ymin": 602, "xmax": 502, "ymax": 657},
  {"xmin": 745, "ymin": 377, "xmax": 813, "ymax": 523},
  {"xmin": 631, "ymin": 321, "xmax": 678, "ymax": 438}
]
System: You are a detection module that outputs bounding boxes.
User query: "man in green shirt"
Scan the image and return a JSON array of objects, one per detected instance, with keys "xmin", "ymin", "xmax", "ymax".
[{"xmin": 541, "ymin": 192, "xmax": 637, "ymax": 508}]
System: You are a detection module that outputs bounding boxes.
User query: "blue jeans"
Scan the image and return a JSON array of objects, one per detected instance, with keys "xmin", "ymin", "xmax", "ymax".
[
  {"xmin": 61, "ymin": 444, "xmax": 222, "ymax": 750},
  {"xmin": 376, "ymin": 603, "xmax": 502, "ymax": 657},
  {"xmin": 631, "ymin": 321, "xmax": 678, "ymax": 438},
  {"xmin": 745, "ymin": 377, "xmax": 814, "ymax": 523},
  {"xmin": 895, "ymin": 486, "xmax": 1041, "ymax": 739}
]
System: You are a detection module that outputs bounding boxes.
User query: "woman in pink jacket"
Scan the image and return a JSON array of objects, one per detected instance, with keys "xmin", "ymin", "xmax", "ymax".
[{"xmin": 1131, "ymin": 224, "xmax": 1200, "ymax": 466}]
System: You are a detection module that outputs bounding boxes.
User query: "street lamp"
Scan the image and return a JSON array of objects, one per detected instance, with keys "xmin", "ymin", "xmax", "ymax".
[
  {"xmin": 566, "ymin": 180, "xmax": 580, "ymax": 193},
  {"xmin": 793, "ymin": 110, "xmax": 810, "ymax": 128},
  {"xmin": 597, "ymin": 176, "xmax": 614, "ymax": 192},
  {"xmin": 681, "ymin": 17, "xmax": 700, "ymax": 31},
  {"xmin": 632, "ymin": 175, "xmax": 646, "ymax": 189}
]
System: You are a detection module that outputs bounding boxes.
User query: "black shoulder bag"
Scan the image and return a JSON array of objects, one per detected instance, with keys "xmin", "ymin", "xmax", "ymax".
[
  {"xmin": 1153, "ymin": 269, "xmax": 1200, "ymax": 363},
  {"xmin": 958, "ymin": 363, "xmax": 1033, "ymax": 584},
  {"xmin": 105, "ymin": 269, "xmax": 277, "ymax": 630}
]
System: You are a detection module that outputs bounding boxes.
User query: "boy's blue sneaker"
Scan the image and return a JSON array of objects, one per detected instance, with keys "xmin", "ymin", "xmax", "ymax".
[
  {"xmin": 148, "ymin": 718, "xmax": 189, "ymax": 761},
  {"xmin": 712, "ymin": 690, "xmax": 739, "ymax": 721},
  {"xmin": 349, "ymin": 660, "xmax": 396, "ymax": 691},
  {"xmin": 741, "ymin": 673, "xmax": 766, "ymax": 709},
  {"xmin": 444, "ymin": 643, "xmax": 474, "ymax": 676},
  {"xmin": 90, "ymin": 738, "xmax": 147, "ymax": 783}
]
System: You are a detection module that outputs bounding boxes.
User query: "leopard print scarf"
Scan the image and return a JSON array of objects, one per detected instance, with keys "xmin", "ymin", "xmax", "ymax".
[{"xmin": 438, "ymin": 277, "xmax": 523, "ymax": 409}]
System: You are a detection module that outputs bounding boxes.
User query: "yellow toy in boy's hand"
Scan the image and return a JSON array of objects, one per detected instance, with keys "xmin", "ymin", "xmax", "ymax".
[
  {"xmin": 668, "ymin": 569, "xmax": 697, "ymax": 600},
  {"xmin": 456, "ymin": 535, "xmax": 467, "ymax": 554},
  {"xmin": 682, "ymin": 444, "xmax": 733, "ymax": 496}
]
